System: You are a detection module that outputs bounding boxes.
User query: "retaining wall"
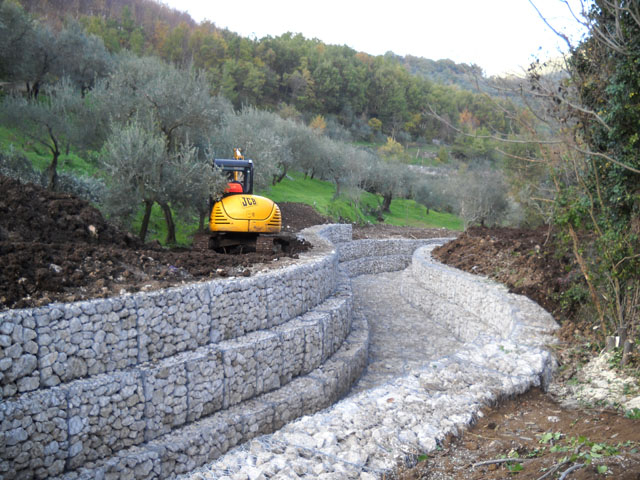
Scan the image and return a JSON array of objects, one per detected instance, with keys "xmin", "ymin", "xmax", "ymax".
[
  {"xmin": 0, "ymin": 240, "xmax": 337, "ymax": 398},
  {"xmin": 174, "ymin": 236, "xmax": 560, "ymax": 480},
  {"xmin": 1, "ymin": 224, "xmax": 445, "ymax": 480},
  {"xmin": 409, "ymin": 244, "xmax": 559, "ymax": 350}
]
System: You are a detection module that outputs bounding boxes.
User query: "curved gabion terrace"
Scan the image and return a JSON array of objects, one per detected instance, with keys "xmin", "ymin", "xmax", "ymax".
[
  {"xmin": 1, "ymin": 225, "xmax": 453, "ymax": 479},
  {"xmin": 182, "ymin": 241, "xmax": 559, "ymax": 480}
]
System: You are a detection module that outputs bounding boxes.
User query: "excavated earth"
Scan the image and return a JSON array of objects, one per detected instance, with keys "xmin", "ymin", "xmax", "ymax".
[
  {"xmin": 0, "ymin": 176, "xmax": 319, "ymax": 311},
  {"xmin": 1, "ymin": 176, "xmax": 639, "ymax": 479}
]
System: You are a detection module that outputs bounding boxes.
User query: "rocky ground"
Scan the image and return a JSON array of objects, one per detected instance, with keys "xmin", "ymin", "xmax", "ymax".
[{"xmin": 1, "ymin": 176, "xmax": 638, "ymax": 478}]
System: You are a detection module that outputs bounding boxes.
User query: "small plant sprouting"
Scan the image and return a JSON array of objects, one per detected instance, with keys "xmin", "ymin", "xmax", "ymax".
[{"xmin": 625, "ymin": 408, "xmax": 640, "ymax": 419}]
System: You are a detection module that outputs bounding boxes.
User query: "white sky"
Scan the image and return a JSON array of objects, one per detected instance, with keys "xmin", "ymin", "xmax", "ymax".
[{"xmin": 160, "ymin": 0, "xmax": 588, "ymax": 76}]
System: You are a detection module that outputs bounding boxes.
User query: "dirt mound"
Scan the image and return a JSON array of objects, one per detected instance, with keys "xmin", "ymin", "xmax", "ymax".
[
  {"xmin": 0, "ymin": 176, "xmax": 310, "ymax": 311},
  {"xmin": 432, "ymin": 226, "xmax": 574, "ymax": 316},
  {"xmin": 0, "ymin": 176, "xmax": 141, "ymax": 247},
  {"xmin": 279, "ymin": 202, "xmax": 331, "ymax": 232}
]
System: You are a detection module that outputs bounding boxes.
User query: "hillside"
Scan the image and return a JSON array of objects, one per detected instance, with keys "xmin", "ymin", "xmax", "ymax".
[{"xmin": 14, "ymin": 0, "xmax": 507, "ymax": 145}]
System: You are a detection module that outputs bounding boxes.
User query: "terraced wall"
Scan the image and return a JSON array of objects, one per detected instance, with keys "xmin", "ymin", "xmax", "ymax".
[{"xmin": 0, "ymin": 224, "xmax": 445, "ymax": 479}]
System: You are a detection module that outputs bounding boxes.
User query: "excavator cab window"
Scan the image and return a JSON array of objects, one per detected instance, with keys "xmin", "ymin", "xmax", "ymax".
[{"xmin": 213, "ymin": 158, "xmax": 254, "ymax": 195}]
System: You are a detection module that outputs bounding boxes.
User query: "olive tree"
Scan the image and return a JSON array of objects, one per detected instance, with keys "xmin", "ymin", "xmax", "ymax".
[
  {"xmin": 96, "ymin": 54, "xmax": 230, "ymax": 243},
  {"xmin": 0, "ymin": 78, "xmax": 84, "ymax": 190},
  {"xmin": 0, "ymin": 3, "xmax": 112, "ymax": 98},
  {"xmin": 0, "ymin": 1, "xmax": 36, "ymax": 84},
  {"xmin": 210, "ymin": 107, "xmax": 283, "ymax": 190},
  {"xmin": 53, "ymin": 21, "xmax": 113, "ymax": 94},
  {"xmin": 102, "ymin": 117, "xmax": 226, "ymax": 242},
  {"xmin": 448, "ymin": 163, "xmax": 509, "ymax": 229}
]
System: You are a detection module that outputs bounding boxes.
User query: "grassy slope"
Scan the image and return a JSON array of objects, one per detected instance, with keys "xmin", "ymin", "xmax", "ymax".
[
  {"xmin": 0, "ymin": 126, "xmax": 98, "ymax": 177},
  {"xmin": 262, "ymin": 172, "xmax": 463, "ymax": 230}
]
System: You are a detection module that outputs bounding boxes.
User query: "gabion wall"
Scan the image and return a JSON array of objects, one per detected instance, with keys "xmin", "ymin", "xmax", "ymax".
[{"xmin": 1, "ymin": 224, "xmax": 444, "ymax": 479}]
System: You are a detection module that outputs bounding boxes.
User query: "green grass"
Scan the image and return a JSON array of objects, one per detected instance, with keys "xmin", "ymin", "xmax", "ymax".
[
  {"xmin": 0, "ymin": 125, "xmax": 99, "ymax": 177},
  {"xmin": 261, "ymin": 171, "xmax": 462, "ymax": 230},
  {"xmin": 260, "ymin": 172, "xmax": 375, "ymax": 224},
  {"xmin": 384, "ymin": 197, "xmax": 463, "ymax": 230},
  {"xmin": 128, "ymin": 203, "xmax": 200, "ymax": 247}
]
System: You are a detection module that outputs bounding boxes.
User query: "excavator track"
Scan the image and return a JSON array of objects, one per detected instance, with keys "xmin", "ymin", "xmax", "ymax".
[{"xmin": 193, "ymin": 232, "xmax": 297, "ymax": 254}]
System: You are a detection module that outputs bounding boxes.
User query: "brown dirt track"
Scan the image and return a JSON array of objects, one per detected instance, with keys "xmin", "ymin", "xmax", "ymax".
[{"xmin": 1, "ymin": 176, "xmax": 638, "ymax": 479}]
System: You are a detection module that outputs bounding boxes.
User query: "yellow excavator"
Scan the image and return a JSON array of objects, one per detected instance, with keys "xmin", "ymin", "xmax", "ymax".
[{"xmin": 196, "ymin": 149, "xmax": 291, "ymax": 253}]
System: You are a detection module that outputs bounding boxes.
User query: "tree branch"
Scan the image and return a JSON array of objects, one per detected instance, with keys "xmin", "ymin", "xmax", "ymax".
[
  {"xmin": 472, "ymin": 457, "xmax": 527, "ymax": 468},
  {"xmin": 425, "ymin": 105, "xmax": 563, "ymax": 145},
  {"xmin": 558, "ymin": 463, "xmax": 585, "ymax": 480},
  {"xmin": 528, "ymin": 0, "xmax": 572, "ymax": 50}
]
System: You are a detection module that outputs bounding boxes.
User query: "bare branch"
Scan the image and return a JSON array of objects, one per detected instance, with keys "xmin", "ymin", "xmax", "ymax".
[
  {"xmin": 525, "ymin": 78, "xmax": 612, "ymax": 132},
  {"xmin": 494, "ymin": 148, "xmax": 547, "ymax": 164},
  {"xmin": 425, "ymin": 105, "xmax": 562, "ymax": 145},
  {"xmin": 572, "ymin": 146, "xmax": 640, "ymax": 174},
  {"xmin": 473, "ymin": 457, "xmax": 527, "ymax": 468},
  {"xmin": 558, "ymin": 463, "xmax": 585, "ymax": 480},
  {"xmin": 528, "ymin": 0, "xmax": 572, "ymax": 50}
]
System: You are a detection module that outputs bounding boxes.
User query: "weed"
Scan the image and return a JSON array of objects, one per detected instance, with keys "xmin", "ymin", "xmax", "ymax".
[
  {"xmin": 539, "ymin": 432, "xmax": 562, "ymax": 444},
  {"xmin": 507, "ymin": 462, "xmax": 523, "ymax": 473},
  {"xmin": 625, "ymin": 408, "xmax": 640, "ymax": 419},
  {"xmin": 538, "ymin": 432, "xmax": 622, "ymax": 467}
]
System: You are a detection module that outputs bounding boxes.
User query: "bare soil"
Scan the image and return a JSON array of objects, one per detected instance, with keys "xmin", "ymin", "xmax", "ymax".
[
  {"xmin": 0, "ymin": 177, "xmax": 318, "ymax": 311},
  {"xmin": 1, "ymin": 177, "xmax": 638, "ymax": 478},
  {"xmin": 432, "ymin": 226, "xmax": 572, "ymax": 317},
  {"xmin": 394, "ymin": 388, "xmax": 640, "ymax": 480}
]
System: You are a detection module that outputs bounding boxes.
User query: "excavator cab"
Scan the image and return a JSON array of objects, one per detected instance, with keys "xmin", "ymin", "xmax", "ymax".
[{"xmin": 215, "ymin": 158, "xmax": 253, "ymax": 195}]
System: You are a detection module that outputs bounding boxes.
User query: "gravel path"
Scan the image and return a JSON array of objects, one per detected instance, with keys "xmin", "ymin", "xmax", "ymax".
[{"xmin": 349, "ymin": 271, "xmax": 463, "ymax": 395}]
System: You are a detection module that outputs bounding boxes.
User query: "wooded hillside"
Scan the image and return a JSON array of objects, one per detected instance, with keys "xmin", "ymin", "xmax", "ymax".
[{"xmin": 14, "ymin": 0, "xmax": 512, "ymax": 144}]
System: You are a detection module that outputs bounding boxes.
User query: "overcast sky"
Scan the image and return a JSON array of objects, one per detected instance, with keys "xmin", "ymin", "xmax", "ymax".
[{"xmin": 160, "ymin": 0, "xmax": 587, "ymax": 76}]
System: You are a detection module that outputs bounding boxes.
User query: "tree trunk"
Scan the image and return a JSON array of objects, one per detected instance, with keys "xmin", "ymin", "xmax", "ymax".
[
  {"xmin": 139, "ymin": 200, "xmax": 154, "ymax": 242},
  {"xmin": 160, "ymin": 202, "xmax": 177, "ymax": 245},
  {"xmin": 46, "ymin": 150, "xmax": 60, "ymax": 191},
  {"xmin": 332, "ymin": 178, "xmax": 342, "ymax": 200},
  {"xmin": 382, "ymin": 193, "xmax": 393, "ymax": 212},
  {"xmin": 46, "ymin": 127, "xmax": 61, "ymax": 191},
  {"xmin": 568, "ymin": 225, "xmax": 605, "ymax": 335},
  {"xmin": 272, "ymin": 164, "xmax": 288, "ymax": 185},
  {"xmin": 198, "ymin": 209, "xmax": 206, "ymax": 231}
]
